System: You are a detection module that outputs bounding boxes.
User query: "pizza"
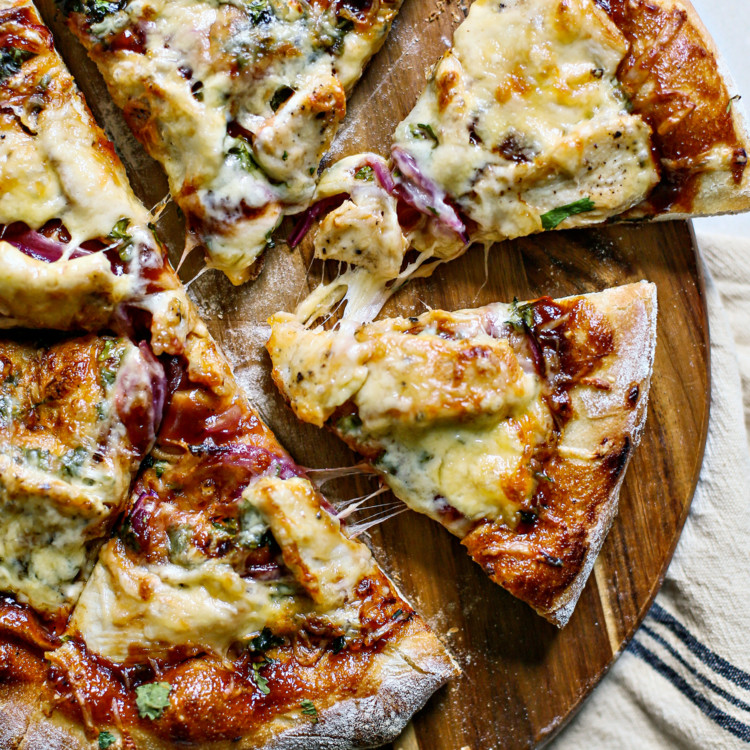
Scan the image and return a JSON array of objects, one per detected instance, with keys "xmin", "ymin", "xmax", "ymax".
[
  {"xmin": 0, "ymin": 4, "xmax": 457, "ymax": 748},
  {"xmin": 267, "ymin": 282, "xmax": 657, "ymax": 626},
  {"xmin": 55, "ymin": 0, "xmax": 404, "ymax": 284},
  {"xmin": 288, "ymin": 0, "xmax": 750, "ymax": 323}
]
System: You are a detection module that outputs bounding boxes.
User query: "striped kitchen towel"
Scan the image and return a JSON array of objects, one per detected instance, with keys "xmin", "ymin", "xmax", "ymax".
[{"xmin": 550, "ymin": 234, "xmax": 750, "ymax": 749}]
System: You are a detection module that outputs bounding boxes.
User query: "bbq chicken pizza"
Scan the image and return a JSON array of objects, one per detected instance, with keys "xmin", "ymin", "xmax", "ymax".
[{"xmin": 0, "ymin": 4, "xmax": 456, "ymax": 748}]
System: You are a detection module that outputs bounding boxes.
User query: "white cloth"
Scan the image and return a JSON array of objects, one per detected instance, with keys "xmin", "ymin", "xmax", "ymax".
[{"xmin": 550, "ymin": 234, "xmax": 750, "ymax": 749}]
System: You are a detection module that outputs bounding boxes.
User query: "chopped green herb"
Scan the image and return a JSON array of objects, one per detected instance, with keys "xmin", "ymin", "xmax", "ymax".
[
  {"xmin": 270, "ymin": 85, "xmax": 294, "ymax": 112},
  {"xmin": 354, "ymin": 165, "xmax": 374, "ymax": 181},
  {"xmin": 98, "ymin": 338, "xmax": 124, "ymax": 387},
  {"xmin": 247, "ymin": 0, "xmax": 272, "ymax": 24},
  {"xmin": 427, "ymin": 206, "xmax": 439, "ymax": 216},
  {"xmin": 248, "ymin": 627, "xmax": 284, "ymax": 653},
  {"xmin": 534, "ymin": 470, "xmax": 554, "ymax": 483},
  {"xmin": 0, "ymin": 47, "xmax": 35, "ymax": 84},
  {"xmin": 300, "ymin": 699, "xmax": 318, "ymax": 723},
  {"xmin": 281, "ymin": 151, "xmax": 288, "ymax": 161},
  {"xmin": 518, "ymin": 509, "xmax": 537, "ymax": 525},
  {"xmin": 86, "ymin": 0, "xmax": 126, "ymax": 21},
  {"xmin": 212, "ymin": 517, "xmax": 239, "ymax": 536},
  {"xmin": 410, "ymin": 123, "xmax": 438, "ymax": 144},
  {"xmin": 135, "ymin": 682, "xmax": 171, "ymax": 720},
  {"xmin": 391, "ymin": 609, "xmax": 403, "ymax": 620},
  {"xmin": 61, "ymin": 447, "xmax": 88, "ymax": 477},
  {"xmin": 95, "ymin": 402, "xmax": 107, "ymax": 421},
  {"xmin": 252, "ymin": 661, "xmax": 271, "ymax": 695},
  {"xmin": 331, "ymin": 635, "xmax": 346, "ymax": 654},
  {"xmin": 727, "ymin": 94, "xmax": 742, "ymax": 113},
  {"xmin": 309, "ymin": 167, "xmax": 316, "ymax": 175},
  {"xmin": 336, "ymin": 413, "xmax": 362, "ymax": 435},
  {"xmin": 107, "ymin": 218, "xmax": 133, "ymax": 261},
  {"xmin": 228, "ymin": 140, "xmax": 260, "ymax": 172},
  {"xmin": 98, "ymin": 730, "xmax": 117, "ymax": 749},
  {"xmin": 540, "ymin": 198, "xmax": 595, "ymax": 230},
  {"xmin": 328, "ymin": 18, "xmax": 354, "ymax": 55},
  {"xmin": 507, "ymin": 297, "xmax": 535, "ymax": 331},
  {"xmin": 60, "ymin": 634, "xmax": 72, "ymax": 643}
]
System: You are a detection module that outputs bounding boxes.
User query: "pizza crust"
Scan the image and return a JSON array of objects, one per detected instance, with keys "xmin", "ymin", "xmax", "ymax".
[
  {"xmin": 461, "ymin": 282, "xmax": 657, "ymax": 626},
  {"xmin": 6, "ymin": 621, "xmax": 456, "ymax": 750},
  {"xmin": 537, "ymin": 281, "xmax": 657, "ymax": 625}
]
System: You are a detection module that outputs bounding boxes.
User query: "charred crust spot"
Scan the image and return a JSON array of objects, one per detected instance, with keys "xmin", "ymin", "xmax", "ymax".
[
  {"xmin": 627, "ymin": 383, "xmax": 639, "ymax": 407},
  {"xmin": 602, "ymin": 436, "xmax": 631, "ymax": 479}
]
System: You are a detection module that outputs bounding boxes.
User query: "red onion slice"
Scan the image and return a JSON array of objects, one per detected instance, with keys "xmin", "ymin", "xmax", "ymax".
[
  {"xmin": 288, "ymin": 193, "xmax": 348, "ymax": 248},
  {"xmin": 391, "ymin": 146, "xmax": 469, "ymax": 243},
  {"xmin": 2, "ymin": 226, "xmax": 92, "ymax": 263}
]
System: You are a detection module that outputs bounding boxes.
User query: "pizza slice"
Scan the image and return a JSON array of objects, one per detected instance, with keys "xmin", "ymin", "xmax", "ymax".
[
  {"xmin": 56, "ymin": 0, "xmax": 404, "ymax": 284},
  {"xmin": 0, "ymin": 332, "xmax": 164, "ymax": 617},
  {"xmin": 0, "ymin": 0, "xmax": 195, "ymax": 357},
  {"xmin": 1, "ymin": 311, "xmax": 455, "ymax": 749},
  {"xmin": 267, "ymin": 282, "xmax": 657, "ymax": 626},
  {"xmin": 289, "ymin": 0, "xmax": 750, "ymax": 322}
]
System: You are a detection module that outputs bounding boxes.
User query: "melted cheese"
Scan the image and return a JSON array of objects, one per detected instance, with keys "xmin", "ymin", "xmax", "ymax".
[
  {"xmin": 0, "ymin": 2, "xmax": 167, "ymax": 330},
  {"xmin": 313, "ymin": 154, "xmax": 408, "ymax": 277},
  {"xmin": 73, "ymin": 476, "xmax": 376, "ymax": 662},
  {"xmin": 245, "ymin": 476, "xmax": 375, "ymax": 611},
  {"xmin": 267, "ymin": 310, "xmax": 553, "ymax": 526},
  {"xmin": 71, "ymin": 540, "xmax": 304, "ymax": 661},
  {"xmin": 393, "ymin": 0, "xmax": 658, "ymax": 249},
  {"xmin": 73, "ymin": 0, "xmax": 402, "ymax": 283},
  {"xmin": 0, "ymin": 335, "xmax": 155, "ymax": 613}
]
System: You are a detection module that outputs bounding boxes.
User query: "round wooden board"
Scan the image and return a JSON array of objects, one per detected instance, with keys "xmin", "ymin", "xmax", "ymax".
[{"xmin": 37, "ymin": 0, "xmax": 710, "ymax": 747}]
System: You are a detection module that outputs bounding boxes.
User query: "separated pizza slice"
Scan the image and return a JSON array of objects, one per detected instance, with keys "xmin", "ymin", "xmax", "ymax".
[
  {"xmin": 54, "ymin": 0, "xmax": 404, "ymax": 284},
  {"xmin": 0, "ymin": 0, "xmax": 195, "ymax": 354},
  {"xmin": 289, "ymin": 0, "xmax": 750, "ymax": 322},
  {"xmin": 5, "ymin": 312, "xmax": 456, "ymax": 749},
  {"xmin": 267, "ymin": 282, "xmax": 657, "ymax": 626}
]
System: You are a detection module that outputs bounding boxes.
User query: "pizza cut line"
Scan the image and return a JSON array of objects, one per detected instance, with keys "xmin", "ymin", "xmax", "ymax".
[
  {"xmin": 54, "ymin": 0, "xmax": 405, "ymax": 284},
  {"xmin": 287, "ymin": 0, "xmax": 750, "ymax": 323},
  {"xmin": 267, "ymin": 282, "xmax": 657, "ymax": 626},
  {"xmin": 0, "ymin": 3, "xmax": 458, "ymax": 748}
]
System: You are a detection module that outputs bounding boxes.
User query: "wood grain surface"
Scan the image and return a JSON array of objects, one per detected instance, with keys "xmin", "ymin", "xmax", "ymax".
[{"xmin": 37, "ymin": 0, "xmax": 711, "ymax": 747}]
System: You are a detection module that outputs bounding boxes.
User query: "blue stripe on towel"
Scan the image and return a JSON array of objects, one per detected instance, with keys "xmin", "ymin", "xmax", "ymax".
[
  {"xmin": 629, "ymin": 638, "xmax": 750, "ymax": 743},
  {"xmin": 640, "ymin": 622, "xmax": 750, "ymax": 714},
  {"xmin": 648, "ymin": 602, "xmax": 750, "ymax": 691}
]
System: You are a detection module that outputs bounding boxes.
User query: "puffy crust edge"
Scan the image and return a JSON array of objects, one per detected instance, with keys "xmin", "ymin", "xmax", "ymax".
[
  {"xmin": 463, "ymin": 282, "xmax": 657, "ymax": 627},
  {"xmin": 542, "ymin": 281, "xmax": 658, "ymax": 626},
  {"xmin": 8, "ymin": 622, "xmax": 456, "ymax": 750}
]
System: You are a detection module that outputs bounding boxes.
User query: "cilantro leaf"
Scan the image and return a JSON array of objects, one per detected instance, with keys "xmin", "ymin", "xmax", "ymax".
[
  {"xmin": 410, "ymin": 123, "xmax": 438, "ymax": 144},
  {"xmin": 540, "ymin": 197, "xmax": 595, "ymax": 230},
  {"xmin": 252, "ymin": 662, "xmax": 271, "ymax": 695},
  {"xmin": 228, "ymin": 140, "xmax": 260, "ymax": 172},
  {"xmin": 506, "ymin": 297, "xmax": 535, "ymax": 331},
  {"xmin": 248, "ymin": 627, "xmax": 284, "ymax": 653},
  {"xmin": 354, "ymin": 165, "xmax": 374, "ymax": 181},
  {"xmin": 300, "ymin": 699, "xmax": 318, "ymax": 723},
  {"xmin": 107, "ymin": 218, "xmax": 133, "ymax": 261},
  {"xmin": 135, "ymin": 682, "xmax": 171, "ymax": 720},
  {"xmin": 98, "ymin": 730, "xmax": 117, "ymax": 749},
  {"xmin": 0, "ymin": 47, "xmax": 35, "ymax": 84},
  {"xmin": 270, "ymin": 85, "xmax": 294, "ymax": 112}
]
